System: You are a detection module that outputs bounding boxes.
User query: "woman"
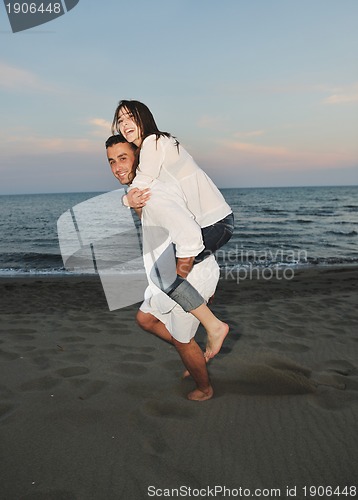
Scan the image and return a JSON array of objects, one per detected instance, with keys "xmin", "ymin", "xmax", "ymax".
[{"xmin": 112, "ymin": 100, "xmax": 234, "ymax": 359}]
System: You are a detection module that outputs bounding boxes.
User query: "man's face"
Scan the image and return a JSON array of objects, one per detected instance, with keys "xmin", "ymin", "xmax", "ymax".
[{"xmin": 107, "ymin": 142, "xmax": 136, "ymax": 185}]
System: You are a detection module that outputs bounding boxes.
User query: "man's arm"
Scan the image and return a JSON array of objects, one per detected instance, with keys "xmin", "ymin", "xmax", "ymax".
[
  {"xmin": 176, "ymin": 256, "xmax": 195, "ymax": 278},
  {"xmin": 124, "ymin": 188, "xmax": 150, "ymax": 209},
  {"xmin": 145, "ymin": 189, "xmax": 204, "ymax": 274}
]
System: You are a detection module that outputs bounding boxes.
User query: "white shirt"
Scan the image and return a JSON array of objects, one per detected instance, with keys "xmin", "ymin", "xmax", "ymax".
[
  {"xmin": 142, "ymin": 179, "xmax": 204, "ymax": 260},
  {"xmin": 140, "ymin": 180, "xmax": 220, "ymax": 342},
  {"xmin": 130, "ymin": 134, "xmax": 232, "ymax": 228}
]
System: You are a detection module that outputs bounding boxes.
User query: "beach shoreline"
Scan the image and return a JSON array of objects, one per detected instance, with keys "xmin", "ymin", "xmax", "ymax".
[{"xmin": 1, "ymin": 265, "xmax": 357, "ymax": 499}]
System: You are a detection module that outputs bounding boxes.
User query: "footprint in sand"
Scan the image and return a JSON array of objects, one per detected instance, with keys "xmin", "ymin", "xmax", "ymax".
[
  {"xmin": 77, "ymin": 380, "xmax": 108, "ymax": 400},
  {"xmin": 287, "ymin": 327, "xmax": 307, "ymax": 338},
  {"xmin": 266, "ymin": 341, "xmax": 309, "ymax": 353},
  {"xmin": 129, "ymin": 409, "xmax": 173, "ymax": 454},
  {"xmin": 112, "ymin": 363, "xmax": 148, "ymax": 376},
  {"xmin": 160, "ymin": 359, "xmax": 183, "ymax": 373},
  {"xmin": 0, "ymin": 384, "xmax": 14, "ymax": 400},
  {"xmin": 57, "ymin": 343, "xmax": 95, "ymax": 352},
  {"xmin": 310, "ymin": 359, "xmax": 358, "ymax": 398},
  {"xmin": 32, "ymin": 356, "xmax": 51, "ymax": 370},
  {"xmin": 308, "ymin": 387, "xmax": 356, "ymax": 411},
  {"xmin": 56, "ymin": 366, "xmax": 90, "ymax": 378},
  {"xmin": 19, "ymin": 489, "xmax": 76, "ymax": 500},
  {"xmin": 67, "ymin": 379, "xmax": 108, "ymax": 400},
  {"xmin": 144, "ymin": 399, "xmax": 195, "ymax": 419},
  {"xmin": 6, "ymin": 328, "xmax": 37, "ymax": 335},
  {"xmin": 20, "ymin": 375, "xmax": 60, "ymax": 392},
  {"xmin": 116, "ymin": 327, "xmax": 132, "ymax": 336},
  {"xmin": 0, "ymin": 349, "xmax": 19, "ymax": 361},
  {"xmin": 76, "ymin": 326, "xmax": 102, "ymax": 334},
  {"xmin": 320, "ymin": 359, "xmax": 358, "ymax": 376},
  {"xmin": 100, "ymin": 343, "xmax": 156, "ymax": 354},
  {"xmin": 59, "ymin": 336, "xmax": 87, "ymax": 343},
  {"xmin": 62, "ymin": 353, "xmax": 89, "ymax": 363},
  {"xmin": 14, "ymin": 334, "xmax": 36, "ymax": 341},
  {"xmin": 214, "ymin": 355, "xmax": 316, "ymax": 396},
  {"xmin": 13, "ymin": 345, "xmax": 37, "ymax": 352},
  {"xmin": 0, "ymin": 403, "xmax": 16, "ymax": 423},
  {"xmin": 120, "ymin": 353, "xmax": 154, "ymax": 363}
]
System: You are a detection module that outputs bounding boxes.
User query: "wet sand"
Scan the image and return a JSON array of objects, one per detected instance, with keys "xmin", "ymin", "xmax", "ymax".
[{"xmin": 0, "ymin": 266, "xmax": 357, "ymax": 499}]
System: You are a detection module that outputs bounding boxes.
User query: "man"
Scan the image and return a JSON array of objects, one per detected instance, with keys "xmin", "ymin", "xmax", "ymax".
[{"xmin": 106, "ymin": 135, "xmax": 220, "ymax": 401}]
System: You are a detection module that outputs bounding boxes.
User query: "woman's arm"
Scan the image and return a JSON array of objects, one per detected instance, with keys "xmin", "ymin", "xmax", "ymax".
[{"xmin": 130, "ymin": 135, "xmax": 165, "ymax": 189}]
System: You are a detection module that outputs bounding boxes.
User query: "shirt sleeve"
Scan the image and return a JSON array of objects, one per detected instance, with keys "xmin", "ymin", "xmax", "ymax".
[
  {"xmin": 129, "ymin": 135, "xmax": 164, "ymax": 190},
  {"xmin": 145, "ymin": 193, "xmax": 205, "ymax": 258}
]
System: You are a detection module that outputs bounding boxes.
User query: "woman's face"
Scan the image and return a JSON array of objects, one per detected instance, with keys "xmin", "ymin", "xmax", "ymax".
[{"xmin": 117, "ymin": 107, "xmax": 142, "ymax": 146}]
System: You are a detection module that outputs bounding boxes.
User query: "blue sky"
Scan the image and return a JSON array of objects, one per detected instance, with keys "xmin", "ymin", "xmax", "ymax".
[{"xmin": 1, "ymin": 0, "xmax": 357, "ymax": 194}]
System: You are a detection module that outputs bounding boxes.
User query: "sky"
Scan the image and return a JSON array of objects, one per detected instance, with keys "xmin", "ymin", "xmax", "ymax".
[{"xmin": 0, "ymin": 0, "xmax": 357, "ymax": 194}]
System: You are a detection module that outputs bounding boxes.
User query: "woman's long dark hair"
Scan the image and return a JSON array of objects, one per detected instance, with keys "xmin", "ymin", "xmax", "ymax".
[{"xmin": 111, "ymin": 100, "xmax": 178, "ymax": 150}]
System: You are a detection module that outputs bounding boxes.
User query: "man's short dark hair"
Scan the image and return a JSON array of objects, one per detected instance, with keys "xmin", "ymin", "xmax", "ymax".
[{"xmin": 105, "ymin": 134, "xmax": 137, "ymax": 150}]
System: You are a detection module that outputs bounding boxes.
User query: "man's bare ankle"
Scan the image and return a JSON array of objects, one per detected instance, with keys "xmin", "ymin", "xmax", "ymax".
[{"xmin": 187, "ymin": 386, "xmax": 213, "ymax": 401}]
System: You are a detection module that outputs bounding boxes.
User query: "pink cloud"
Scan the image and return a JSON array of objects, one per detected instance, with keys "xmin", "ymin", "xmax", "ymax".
[
  {"xmin": 323, "ymin": 83, "xmax": 358, "ymax": 104},
  {"xmin": 88, "ymin": 118, "xmax": 112, "ymax": 136},
  {"xmin": 211, "ymin": 138, "xmax": 357, "ymax": 172},
  {"xmin": 2, "ymin": 133, "xmax": 100, "ymax": 154},
  {"xmin": 0, "ymin": 60, "xmax": 57, "ymax": 93}
]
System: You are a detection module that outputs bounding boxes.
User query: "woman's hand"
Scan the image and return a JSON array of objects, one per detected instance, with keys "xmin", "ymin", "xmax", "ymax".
[{"xmin": 127, "ymin": 188, "xmax": 151, "ymax": 209}]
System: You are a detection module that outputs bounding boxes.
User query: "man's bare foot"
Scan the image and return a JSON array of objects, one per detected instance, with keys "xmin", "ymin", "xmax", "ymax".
[
  {"xmin": 205, "ymin": 322, "xmax": 229, "ymax": 360},
  {"xmin": 187, "ymin": 386, "xmax": 213, "ymax": 401}
]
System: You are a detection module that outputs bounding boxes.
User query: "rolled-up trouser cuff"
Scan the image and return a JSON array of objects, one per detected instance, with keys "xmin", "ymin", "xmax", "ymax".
[{"xmin": 166, "ymin": 275, "xmax": 204, "ymax": 312}]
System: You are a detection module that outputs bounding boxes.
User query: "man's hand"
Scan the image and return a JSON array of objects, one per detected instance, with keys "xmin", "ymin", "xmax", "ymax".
[
  {"xmin": 127, "ymin": 188, "xmax": 151, "ymax": 209},
  {"xmin": 176, "ymin": 257, "xmax": 194, "ymax": 279}
]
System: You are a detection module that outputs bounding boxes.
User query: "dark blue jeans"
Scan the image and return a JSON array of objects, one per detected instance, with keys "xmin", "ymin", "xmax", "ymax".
[
  {"xmin": 166, "ymin": 213, "xmax": 235, "ymax": 311},
  {"xmin": 195, "ymin": 212, "xmax": 235, "ymax": 264}
]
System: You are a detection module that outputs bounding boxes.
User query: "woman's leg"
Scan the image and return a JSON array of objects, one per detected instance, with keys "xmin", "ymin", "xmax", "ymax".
[
  {"xmin": 150, "ymin": 213, "xmax": 234, "ymax": 358},
  {"xmin": 195, "ymin": 212, "xmax": 234, "ymax": 264}
]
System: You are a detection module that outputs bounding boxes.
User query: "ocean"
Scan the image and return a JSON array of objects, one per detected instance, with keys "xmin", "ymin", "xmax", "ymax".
[{"xmin": 0, "ymin": 185, "xmax": 357, "ymax": 276}]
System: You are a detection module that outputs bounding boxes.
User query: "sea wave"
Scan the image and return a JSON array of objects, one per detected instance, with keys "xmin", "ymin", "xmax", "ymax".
[{"xmin": 325, "ymin": 230, "xmax": 358, "ymax": 237}]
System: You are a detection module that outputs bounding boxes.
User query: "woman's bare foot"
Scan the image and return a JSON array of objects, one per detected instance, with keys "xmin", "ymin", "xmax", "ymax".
[
  {"xmin": 187, "ymin": 386, "xmax": 213, "ymax": 401},
  {"xmin": 182, "ymin": 369, "xmax": 191, "ymax": 379},
  {"xmin": 205, "ymin": 322, "xmax": 229, "ymax": 360}
]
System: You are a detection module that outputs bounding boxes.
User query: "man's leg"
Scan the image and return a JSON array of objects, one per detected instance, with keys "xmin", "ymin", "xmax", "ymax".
[
  {"xmin": 172, "ymin": 337, "xmax": 213, "ymax": 401},
  {"xmin": 136, "ymin": 310, "xmax": 173, "ymax": 345},
  {"xmin": 136, "ymin": 310, "xmax": 201, "ymax": 380}
]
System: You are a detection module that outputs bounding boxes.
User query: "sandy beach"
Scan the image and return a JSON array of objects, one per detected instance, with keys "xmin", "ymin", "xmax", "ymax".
[{"xmin": 1, "ymin": 266, "xmax": 357, "ymax": 499}]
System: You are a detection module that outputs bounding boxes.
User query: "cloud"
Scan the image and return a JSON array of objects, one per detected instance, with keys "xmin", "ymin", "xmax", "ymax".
[
  {"xmin": 2, "ymin": 132, "xmax": 100, "ymax": 155},
  {"xmin": 197, "ymin": 114, "xmax": 227, "ymax": 129},
  {"xmin": 222, "ymin": 139, "xmax": 288, "ymax": 158},
  {"xmin": 218, "ymin": 81, "xmax": 358, "ymax": 106},
  {"xmin": 88, "ymin": 118, "xmax": 112, "ymax": 137},
  {"xmin": 218, "ymin": 82, "xmax": 330, "ymax": 96},
  {"xmin": 233, "ymin": 130, "xmax": 265, "ymax": 139},
  {"xmin": 322, "ymin": 84, "xmax": 358, "ymax": 105},
  {"xmin": 0, "ymin": 61, "xmax": 57, "ymax": 93},
  {"xmin": 209, "ymin": 136, "xmax": 357, "ymax": 173}
]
